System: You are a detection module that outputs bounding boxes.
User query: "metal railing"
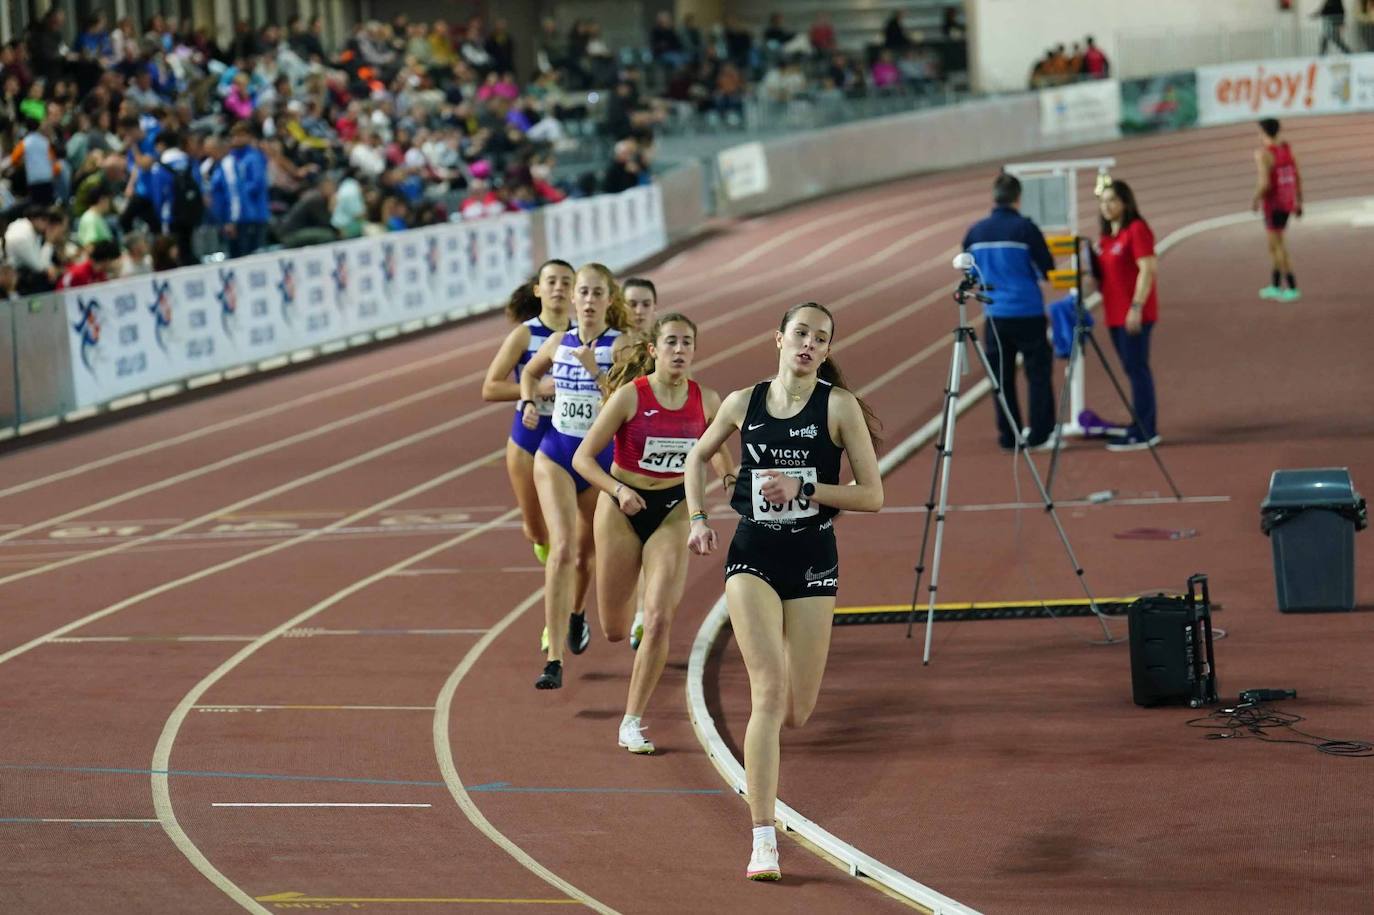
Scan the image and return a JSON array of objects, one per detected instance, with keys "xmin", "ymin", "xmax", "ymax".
[{"xmin": 1114, "ymin": 19, "xmax": 1374, "ymax": 80}]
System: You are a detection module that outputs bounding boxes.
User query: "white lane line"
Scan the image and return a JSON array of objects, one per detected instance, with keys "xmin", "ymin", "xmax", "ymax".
[
  {"xmin": 151, "ymin": 504, "xmax": 521, "ymax": 915},
  {"xmin": 0, "ymin": 818, "xmax": 159, "ymax": 824},
  {"xmin": 683, "ymin": 196, "xmax": 1374, "ymax": 915},
  {"xmin": 211, "ymin": 803, "xmax": 431, "ymax": 809},
  {"xmin": 433, "ymin": 588, "xmax": 620, "ymax": 915},
  {"xmin": 0, "ymin": 397, "xmax": 506, "ymax": 594},
  {"xmin": 195, "ymin": 705, "xmax": 436, "ymax": 712},
  {"xmin": 280, "ymin": 628, "xmax": 489, "ymax": 637},
  {"xmin": 0, "ymin": 334, "xmax": 501, "ymax": 502},
  {"xmin": 389, "ymin": 567, "xmax": 542, "ymax": 576},
  {"xmin": 50, "ymin": 636, "xmax": 257, "ymax": 644},
  {"xmin": 874, "ymin": 495, "xmax": 1231, "ymax": 514},
  {"xmin": 2, "ymin": 437, "xmax": 506, "ymax": 668}
]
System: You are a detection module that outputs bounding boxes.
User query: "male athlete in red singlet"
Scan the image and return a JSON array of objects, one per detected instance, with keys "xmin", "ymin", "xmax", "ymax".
[{"xmin": 1253, "ymin": 118, "xmax": 1303, "ymax": 302}]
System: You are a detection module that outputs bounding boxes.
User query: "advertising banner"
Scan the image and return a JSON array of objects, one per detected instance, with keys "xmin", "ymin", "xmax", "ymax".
[
  {"xmin": 1039, "ymin": 79, "xmax": 1123, "ymax": 136},
  {"xmin": 56, "ymin": 192, "xmax": 678, "ymax": 411},
  {"xmin": 1197, "ymin": 54, "xmax": 1374, "ymax": 125},
  {"xmin": 717, "ymin": 142, "xmax": 771, "ymax": 200},
  {"xmin": 1120, "ymin": 72, "xmax": 1199, "ymax": 133}
]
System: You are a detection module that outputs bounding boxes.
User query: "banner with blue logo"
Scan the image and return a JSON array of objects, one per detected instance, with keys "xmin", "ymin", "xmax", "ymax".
[{"xmin": 55, "ymin": 204, "xmax": 695, "ymax": 410}]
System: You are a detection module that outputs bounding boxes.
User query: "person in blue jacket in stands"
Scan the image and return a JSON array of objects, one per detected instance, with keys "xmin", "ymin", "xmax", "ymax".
[
  {"xmin": 961, "ymin": 172, "xmax": 1057, "ymax": 451},
  {"xmin": 213, "ymin": 121, "xmax": 270, "ymax": 258}
]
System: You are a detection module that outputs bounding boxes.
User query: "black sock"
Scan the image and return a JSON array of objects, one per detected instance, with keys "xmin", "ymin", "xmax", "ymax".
[
  {"xmin": 1286, "ymin": 272, "xmax": 1297, "ymax": 289},
  {"xmin": 1272, "ymin": 269, "xmax": 1282, "ymax": 288}
]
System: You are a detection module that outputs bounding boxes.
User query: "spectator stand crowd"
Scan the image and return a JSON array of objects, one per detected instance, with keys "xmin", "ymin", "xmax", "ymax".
[
  {"xmin": 0, "ymin": 10, "xmax": 661, "ymax": 300},
  {"xmin": 1028, "ymin": 37, "xmax": 1111, "ymax": 90},
  {"xmin": 635, "ymin": 8, "xmax": 965, "ymax": 134}
]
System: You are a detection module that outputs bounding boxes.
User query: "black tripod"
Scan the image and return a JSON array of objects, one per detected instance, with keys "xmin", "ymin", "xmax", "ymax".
[
  {"xmin": 905, "ymin": 262, "xmax": 1115, "ymax": 664},
  {"xmin": 1043, "ymin": 236, "xmax": 1181, "ymax": 500}
]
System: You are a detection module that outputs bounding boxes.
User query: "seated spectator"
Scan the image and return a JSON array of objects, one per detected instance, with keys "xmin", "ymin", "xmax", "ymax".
[
  {"xmin": 602, "ymin": 138, "xmax": 644, "ymax": 194},
  {"xmin": 1083, "ymin": 36, "xmax": 1110, "ymax": 79},
  {"xmin": 58, "ymin": 238, "xmax": 121, "ymax": 288},
  {"xmin": 119, "ymin": 231, "xmax": 152, "ymax": 276},
  {"xmin": 763, "ymin": 13, "xmax": 795, "ymax": 51},
  {"xmin": 872, "ymin": 50, "xmax": 902, "ymax": 91},
  {"xmin": 276, "ymin": 174, "xmax": 337, "ymax": 248},
  {"xmin": 150, "ymin": 234, "xmax": 180, "ymax": 271},
  {"xmin": 649, "ymin": 11, "xmax": 689, "ymax": 70},
  {"xmin": 76, "ymin": 185, "xmax": 114, "ymax": 246},
  {"xmin": 809, "ymin": 14, "xmax": 837, "ymax": 55},
  {"xmin": 5, "ymin": 205, "xmax": 65, "ymax": 292},
  {"xmin": 884, "ymin": 11, "xmax": 914, "ymax": 52}
]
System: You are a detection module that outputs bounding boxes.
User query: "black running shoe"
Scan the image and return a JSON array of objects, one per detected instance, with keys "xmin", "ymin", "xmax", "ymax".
[
  {"xmin": 535, "ymin": 660, "xmax": 563, "ymax": 690},
  {"xmin": 567, "ymin": 611, "xmax": 590, "ymax": 655}
]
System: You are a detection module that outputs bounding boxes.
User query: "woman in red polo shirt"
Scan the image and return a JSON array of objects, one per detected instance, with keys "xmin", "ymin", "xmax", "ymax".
[{"xmin": 1095, "ymin": 179, "xmax": 1160, "ymax": 451}]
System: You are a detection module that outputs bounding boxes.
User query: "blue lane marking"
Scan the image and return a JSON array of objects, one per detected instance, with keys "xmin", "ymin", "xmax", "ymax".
[{"xmin": 0, "ymin": 764, "xmax": 724, "ymax": 795}]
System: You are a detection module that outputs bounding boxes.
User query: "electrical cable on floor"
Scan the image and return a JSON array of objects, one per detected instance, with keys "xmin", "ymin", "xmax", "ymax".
[{"xmin": 1186, "ymin": 702, "xmax": 1374, "ymax": 757}]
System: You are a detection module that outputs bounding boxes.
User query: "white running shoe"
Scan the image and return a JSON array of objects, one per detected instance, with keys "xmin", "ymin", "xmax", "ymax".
[
  {"xmin": 746, "ymin": 842, "xmax": 781, "ymax": 881},
  {"xmin": 629, "ymin": 609, "xmax": 645, "ymax": 650},
  {"xmin": 618, "ymin": 720, "xmax": 655, "ymax": 754}
]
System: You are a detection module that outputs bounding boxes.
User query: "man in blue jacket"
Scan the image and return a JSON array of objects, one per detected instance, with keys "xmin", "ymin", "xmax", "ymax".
[
  {"xmin": 215, "ymin": 122, "xmax": 270, "ymax": 258},
  {"xmin": 962, "ymin": 173, "xmax": 1057, "ymax": 450}
]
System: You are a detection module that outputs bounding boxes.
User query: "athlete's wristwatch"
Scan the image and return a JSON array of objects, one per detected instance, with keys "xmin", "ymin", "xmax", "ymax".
[{"xmin": 800, "ymin": 481, "xmax": 816, "ymax": 498}]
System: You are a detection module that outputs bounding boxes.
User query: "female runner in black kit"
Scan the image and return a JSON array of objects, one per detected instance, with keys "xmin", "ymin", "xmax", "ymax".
[{"xmin": 684, "ymin": 302, "xmax": 883, "ymax": 882}]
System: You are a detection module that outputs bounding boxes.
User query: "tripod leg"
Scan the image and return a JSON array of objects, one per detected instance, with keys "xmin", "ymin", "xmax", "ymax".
[
  {"xmin": 1083, "ymin": 330, "xmax": 1183, "ymax": 500},
  {"xmin": 918, "ymin": 328, "xmax": 967, "ymax": 663},
  {"xmin": 1045, "ymin": 322, "xmax": 1085, "ymax": 497},
  {"xmin": 968, "ymin": 336, "xmax": 1116, "ymax": 641},
  {"xmin": 906, "ymin": 344, "xmax": 961, "ymax": 639}
]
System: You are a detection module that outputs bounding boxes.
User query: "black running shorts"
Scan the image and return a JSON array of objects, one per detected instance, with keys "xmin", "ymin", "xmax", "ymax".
[
  {"xmin": 725, "ymin": 517, "xmax": 839, "ymax": 601},
  {"xmin": 622, "ymin": 482, "xmax": 686, "ymax": 545}
]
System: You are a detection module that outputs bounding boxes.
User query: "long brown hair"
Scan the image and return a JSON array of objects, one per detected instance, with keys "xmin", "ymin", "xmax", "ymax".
[
  {"xmin": 1098, "ymin": 178, "xmax": 1144, "ymax": 238},
  {"xmin": 605, "ymin": 312, "xmax": 697, "ymax": 397},
  {"xmin": 577, "ymin": 262, "xmax": 633, "ymax": 332},
  {"xmin": 779, "ymin": 301, "xmax": 882, "ymax": 445}
]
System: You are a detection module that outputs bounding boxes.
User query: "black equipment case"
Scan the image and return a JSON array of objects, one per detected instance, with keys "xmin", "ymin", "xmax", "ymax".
[{"xmin": 1128, "ymin": 574, "xmax": 1219, "ymax": 708}]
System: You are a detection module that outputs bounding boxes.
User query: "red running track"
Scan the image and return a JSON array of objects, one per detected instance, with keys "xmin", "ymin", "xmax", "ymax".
[{"xmin": 0, "ymin": 114, "xmax": 1370, "ymax": 914}]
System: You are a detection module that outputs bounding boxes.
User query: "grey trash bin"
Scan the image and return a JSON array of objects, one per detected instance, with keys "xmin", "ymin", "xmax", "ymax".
[{"xmin": 1260, "ymin": 468, "xmax": 1367, "ymax": 612}]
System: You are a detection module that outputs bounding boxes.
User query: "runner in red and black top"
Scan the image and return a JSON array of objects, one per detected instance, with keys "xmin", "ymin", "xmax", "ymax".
[
  {"xmin": 1253, "ymin": 118, "xmax": 1304, "ymax": 302},
  {"xmin": 684, "ymin": 302, "xmax": 883, "ymax": 883},
  {"xmin": 573, "ymin": 313, "xmax": 733, "ymax": 755}
]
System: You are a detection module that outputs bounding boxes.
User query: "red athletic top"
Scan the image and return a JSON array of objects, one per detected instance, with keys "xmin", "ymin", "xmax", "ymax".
[
  {"xmin": 613, "ymin": 376, "xmax": 706, "ymax": 479},
  {"xmin": 1097, "ymin": 218, "xmax": 1158, "ymax": 328},
  {"xmin": 1264, "ymin": 142, "xmax": 1299, "ymax": 212}
]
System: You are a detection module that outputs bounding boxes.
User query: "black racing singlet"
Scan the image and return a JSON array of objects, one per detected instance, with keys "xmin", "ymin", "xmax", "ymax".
[{"xmin": 730, "ymin": 380, "xmax": 843, "ymax": 529}]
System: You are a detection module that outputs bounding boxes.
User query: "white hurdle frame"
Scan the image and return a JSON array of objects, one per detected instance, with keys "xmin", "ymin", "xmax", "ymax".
[{"xmin": 1003, "ymin": 158, "xmax": 1115, "ymax": 436}]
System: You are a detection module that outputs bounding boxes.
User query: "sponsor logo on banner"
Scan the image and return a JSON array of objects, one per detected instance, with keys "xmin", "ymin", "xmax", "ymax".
[
  {"xmin": 1039, "ymin": 79, "xmax": 1122, "ymax": 136},
  {"xmin": 1197, "ymin": 54, "xmax": 1374, "ymax": 125},
  {"xmin": 72, "ymin": 296, "xmax": 102, "ymax": 373},
  {"xmin": 177, "ymin": 271, "xmax": 216, "ymax": 364},
  {"xmin": 1120, "ymin": 72, "xmax": 1199, "ymax": 134},
  {"xmin": 425, "ymin": 235, "xmax": 440, "ymax": 293},
  {"xmin": 216, "ymin": 268, "xmax": 237, "ymax": 336},
  {"xmin": 147, "ymin": 278, "xmax": 174, "ymax": 352},
  {"xmin": 277, "ymin": 260, "xmax": 297, "ymax": 325},
  {"xmin": 332, "ymin": 250, "xmax": 349, "ymax": 308},
  {"xmin": 718, "ymin": 142, "xmax": 770, "ymax": 201},
  {"xmin": 380, "ymin": 241, "xmax": 397, "ymax": 294}
]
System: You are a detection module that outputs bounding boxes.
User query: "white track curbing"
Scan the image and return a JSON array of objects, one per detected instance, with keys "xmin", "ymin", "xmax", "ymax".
[{"xmin": 682, "ymin": 201, "xmax": 1369, "ymax": 913}]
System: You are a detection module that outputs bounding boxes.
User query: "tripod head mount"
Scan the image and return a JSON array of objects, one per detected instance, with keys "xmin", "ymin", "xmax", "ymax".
[{"xmin": 951, "ymin": 254, "xmax": 993, "ymax": 306}]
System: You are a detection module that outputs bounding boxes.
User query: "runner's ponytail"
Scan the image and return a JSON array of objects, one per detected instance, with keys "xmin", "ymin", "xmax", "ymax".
[{"xmin": 504, "ymin": 274, "xmax": 540, "ymax": 323}]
